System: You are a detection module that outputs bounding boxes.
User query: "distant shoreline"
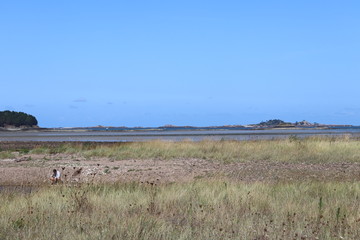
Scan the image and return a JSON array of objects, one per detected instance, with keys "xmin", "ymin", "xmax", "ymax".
[
  {"xmin": 0, "ymin": 124, "xmax": 358, "ymax": 133},
  {"xmin": 1, "ymin": 127, "xmax": 360, "ymax": 143}
]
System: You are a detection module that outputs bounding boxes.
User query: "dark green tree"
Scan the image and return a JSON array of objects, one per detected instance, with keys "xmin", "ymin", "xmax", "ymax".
[
  {"xmin": 259, "ymin": 119, "xmax": 287, "ymax": 126},
  {"xmin": 0, "ymin": 111, "xmax": 38, "ymax": 127}
]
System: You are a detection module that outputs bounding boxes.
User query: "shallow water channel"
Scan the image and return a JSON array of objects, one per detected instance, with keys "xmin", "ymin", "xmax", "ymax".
[{"xmin": 1, "ymin": 128, "xmax": 360, "ymax": 142}]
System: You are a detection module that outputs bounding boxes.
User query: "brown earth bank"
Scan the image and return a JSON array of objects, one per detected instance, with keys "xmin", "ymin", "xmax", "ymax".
[{"xmin": 1, "ymin": 141, "xmax": 360, "ymax": 185}]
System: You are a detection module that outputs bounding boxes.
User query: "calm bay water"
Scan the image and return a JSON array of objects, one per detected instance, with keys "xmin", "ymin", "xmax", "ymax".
[{"xmin": 1, "ymin": 128, "xmax": 360, "ymax": 142}]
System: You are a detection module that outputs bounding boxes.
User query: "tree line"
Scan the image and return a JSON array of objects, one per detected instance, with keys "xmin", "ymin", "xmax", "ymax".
[
  {"xmin": 0, "ymin": 111, "xmax": 38, "ymax": 127},
  {"xmin": 259, "ymin": 119, "xmax": 288, "ymax": 126}
]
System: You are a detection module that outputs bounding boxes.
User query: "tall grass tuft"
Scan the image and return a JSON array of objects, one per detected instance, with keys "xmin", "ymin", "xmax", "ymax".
[
  {"xmin": 1, "ymin": 180, "xmax": 360, "ymax": 239},
  {"xmin": 25, "ymin": 136, "xmax": 360, "ymax": 163}
]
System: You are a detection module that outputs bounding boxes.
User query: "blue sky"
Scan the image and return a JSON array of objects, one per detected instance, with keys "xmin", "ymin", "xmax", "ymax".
[{"xmin": 1, "ymin": 1, "xmax": 359, "ymax": 127}]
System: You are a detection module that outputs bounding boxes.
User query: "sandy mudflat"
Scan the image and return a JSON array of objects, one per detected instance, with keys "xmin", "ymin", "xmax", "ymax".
[{"xmin": 1, "ymin": 150, "xmax": 360, "ymax": 186}]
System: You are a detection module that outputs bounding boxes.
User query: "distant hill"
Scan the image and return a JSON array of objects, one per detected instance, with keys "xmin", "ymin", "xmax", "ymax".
[{"xmin": 0, "ymin": 110, "xmax": 38, "ymax": 128}]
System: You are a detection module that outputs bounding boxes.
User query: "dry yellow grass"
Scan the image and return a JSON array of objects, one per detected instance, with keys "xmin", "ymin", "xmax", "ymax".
[
  {"xmin": 26, "ymin": 136, "xmax": 360, "ymax": 163},
  {"xmin": 1, "ymin": 180, "xmax": 360, "ymax": 239}
]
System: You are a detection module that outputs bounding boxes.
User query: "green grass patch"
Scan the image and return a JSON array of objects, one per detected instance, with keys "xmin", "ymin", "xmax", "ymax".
[{"xmin": 0, "ymin": 151, "xmax": 15, "ymax": 159}]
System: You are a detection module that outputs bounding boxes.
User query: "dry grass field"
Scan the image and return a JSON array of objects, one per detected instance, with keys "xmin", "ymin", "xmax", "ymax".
[
  {"xmin": 1, "ymin": 181, "xmax": 360, "ymax": 239},
  {"xmin": 1, "ymin": 136, "xmax": 360, "ymax": 239}
]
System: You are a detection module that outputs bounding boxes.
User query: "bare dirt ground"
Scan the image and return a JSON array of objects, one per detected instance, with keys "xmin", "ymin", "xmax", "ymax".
[{"xmin": 1, "ymin": 152, "xmax": 360, "ymax": 186}]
